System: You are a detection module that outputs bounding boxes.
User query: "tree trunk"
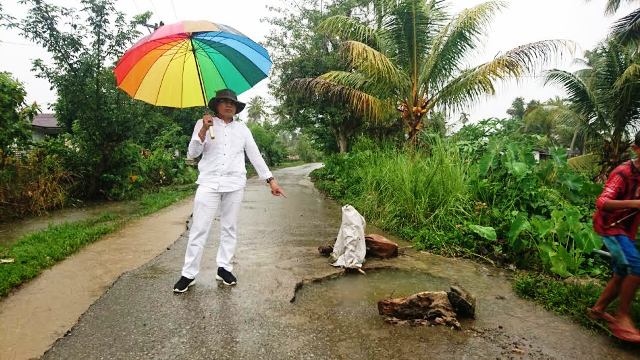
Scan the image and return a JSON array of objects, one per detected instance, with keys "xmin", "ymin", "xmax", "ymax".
[
  {"xmin": 337, "ymin": 130, "xmax": 348, "ymax": 153},
  {"xmin": 611, "ymin": 128, "xmax": 627, "ymax": 165},
  {"xmin": 597, "ymin": 129, "xmax": 627, "ymax": 181},
  {"xmin": 406, "ymin": 115, "xmax": 424, "ymax": 144},
  {"xmin": 408, "ymin": 127, "xmax": 419, "ymax": 144},
  {"xmin": 92, "ymin": 153, "xmax": 107, "ymax": 199},
  {"xmin": 570, "ymin": 129, "xmax": 578, "ymax": 153}
]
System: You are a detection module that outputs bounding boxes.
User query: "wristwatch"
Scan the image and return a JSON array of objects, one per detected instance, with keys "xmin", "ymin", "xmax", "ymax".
[{"xmin": 266, "ymin": 177, "xmax": 275, "ymax": 184}]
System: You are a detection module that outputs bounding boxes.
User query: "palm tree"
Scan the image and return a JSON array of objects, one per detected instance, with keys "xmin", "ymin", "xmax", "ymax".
[
  {"xmin": 612, "ymin": 9, "xmax": 640, "ymax": 45},
  {"xmin": 600, "ymin": 0, "xmax": 637, "ymax": 13},
  {"xmin": 592, "ymin": 0, "xmax": 640, "ymax": 45},
  {"xmin": 544, "ymin": 97, "xmax": 587, "ymax": 153},
  {"xmin": 247, "ymin": 96, "xmax": 268, "ymax": 124},
  {"xmin": 295, "ymin": 0, "xmax": 570, "ymax": 143},
  {"xmin": 545, "ymin": 40, "xmax": 640, "ymax": 174},
  {"xmin": 520, "ymin": 97, "xmax": 585, "ymax": 152}
]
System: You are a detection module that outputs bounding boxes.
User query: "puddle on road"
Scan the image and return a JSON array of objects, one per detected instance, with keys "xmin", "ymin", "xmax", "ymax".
[
  {"xmin": 289, "ymin": 269, "xmax": 555, "ymax": 359},
  {"xmin": 289, "ymin": 265, "xmax": 638, "ymax": 359},
  {"xmin": 294, "ymin": 269, "xmax": 451, "ymax": 306}
]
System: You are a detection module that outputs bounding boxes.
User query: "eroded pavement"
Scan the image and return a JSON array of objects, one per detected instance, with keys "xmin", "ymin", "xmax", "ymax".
[{"xmin": 40, "ymin": 164, "xmax": 639, "ymax": 359}]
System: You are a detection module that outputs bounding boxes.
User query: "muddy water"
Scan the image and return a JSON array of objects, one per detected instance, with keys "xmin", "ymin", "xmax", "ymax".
[
  {"xmin": 292, "ymin": 266, "xmax": 637, "ymax": 359},
  {"xmin": 0, "ymin": 198, "xmax": 193, "ymax": 360},
  {"xmin": 0, "ymin": 201, "xmax": 137, "ymax": 248},
  {"xmin": 296, "ymin": 269, "xmax": 452, "ymax": 306}
]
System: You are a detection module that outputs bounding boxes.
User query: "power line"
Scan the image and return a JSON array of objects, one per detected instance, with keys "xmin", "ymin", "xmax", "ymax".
[
  {"xmin": 148, "ymin": 0, "xmax": 161, "ymax": 19},
  {"xmin": 130, "ymin": 0, "xmax": 140, "ymax": 12},
  {"xmin": 0, "ymin": 40, "xmax": 37, "ymax": 47},
  {"xmin": 170, "ymin": 0, "xmax": 178, "ymax": 21}
]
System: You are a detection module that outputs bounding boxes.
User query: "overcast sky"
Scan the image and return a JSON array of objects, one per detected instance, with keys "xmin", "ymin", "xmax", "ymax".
[{"xmin": 1, "ymin": 0, "xmax": 636, "ymax": 123}]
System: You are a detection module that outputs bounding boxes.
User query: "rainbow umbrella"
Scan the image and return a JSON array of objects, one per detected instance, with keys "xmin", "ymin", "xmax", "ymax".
[{"xmin": 114, "ymin": 20, "xmax": 271, "ymax": 108}]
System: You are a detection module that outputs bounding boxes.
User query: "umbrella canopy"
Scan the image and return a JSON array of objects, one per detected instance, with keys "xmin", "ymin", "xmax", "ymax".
[{"xmin": 114, "ymin": 20, "xmax": 271, "ymax": 108}]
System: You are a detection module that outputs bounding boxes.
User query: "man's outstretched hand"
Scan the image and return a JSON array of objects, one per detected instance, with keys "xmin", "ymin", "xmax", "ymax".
[{"xmin": 269, "ymin": 180, "xmax": 286, "ymax": 198}]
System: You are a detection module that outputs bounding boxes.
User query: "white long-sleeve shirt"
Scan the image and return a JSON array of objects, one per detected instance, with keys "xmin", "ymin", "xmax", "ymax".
[{"xmin": 187, "ymin": 117, "xmax": 273, "ymax": 192}]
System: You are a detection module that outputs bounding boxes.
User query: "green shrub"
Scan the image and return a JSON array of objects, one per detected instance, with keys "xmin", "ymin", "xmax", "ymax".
[
  {"xmin": 0, "ymin": 147, "xmax": 73, "ymax": 219},
  {"xmin": 313, "ymin": 124, "xmax": 607, "ymax": 277},
  {"xmin": 294, "ymin": 134, "xmax": 323, "ymax": 162},
  {"xmin": 248, "ymin": 122, "xmax": 288, "ymax": 166}
]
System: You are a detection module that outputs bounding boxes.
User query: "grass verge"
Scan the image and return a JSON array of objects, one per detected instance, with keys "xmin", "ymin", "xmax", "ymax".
[
  {"xmin": 0, "ymin": 184, "xmax": 195, "ymax": 297},
  {"xmin": 513, "ymin": 272, "xmax": 640, "ymax": 334}
]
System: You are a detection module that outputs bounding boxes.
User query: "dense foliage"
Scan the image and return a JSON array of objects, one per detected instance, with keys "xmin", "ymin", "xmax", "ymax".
[
  {"xmin": 0, "ymin": 0, "xmax": 202, "ymax": 219},
  {"xmin": 312, "ymin": 118, "xmax": 608, "ymax": 278}
]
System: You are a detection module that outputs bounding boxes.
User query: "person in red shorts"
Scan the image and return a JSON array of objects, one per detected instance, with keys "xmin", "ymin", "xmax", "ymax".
[{"xmin": 589, "ymin": 132, "xmax": 640, "ymax": 342}]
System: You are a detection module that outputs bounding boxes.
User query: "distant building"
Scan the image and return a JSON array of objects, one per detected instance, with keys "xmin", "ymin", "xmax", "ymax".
[
  {"xmin": 31, "ymin": 113, "xmax": 63, "ymax": 141},
  {"xmin": 532, "ymin": 149, "xmax": 551, "ymax": 162}
]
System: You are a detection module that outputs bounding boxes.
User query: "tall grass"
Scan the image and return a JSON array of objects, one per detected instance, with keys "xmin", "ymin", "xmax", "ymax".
[
  {"xmin": 312, "ymin": 137, "xmax": 475, "ymax": 251},
  {"xmin": 0, "ymin": 150, "xmax": 73, "ymax": 220}
]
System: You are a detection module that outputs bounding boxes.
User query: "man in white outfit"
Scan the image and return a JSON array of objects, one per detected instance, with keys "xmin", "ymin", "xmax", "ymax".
[{"xmin": 173, "ymin": 89, "xmax": 285, "ymax": 293}]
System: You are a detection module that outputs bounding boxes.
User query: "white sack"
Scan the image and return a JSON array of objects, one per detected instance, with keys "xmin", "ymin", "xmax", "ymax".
[{"xmin": 331, "ymin": 205, "xmax": 366, "ymax": 268}]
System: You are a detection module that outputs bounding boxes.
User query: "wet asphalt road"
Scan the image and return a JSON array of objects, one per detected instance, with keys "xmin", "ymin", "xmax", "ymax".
[{"xmin": 41, "ymin": 164, "xmax": 640, "ymax": 359}]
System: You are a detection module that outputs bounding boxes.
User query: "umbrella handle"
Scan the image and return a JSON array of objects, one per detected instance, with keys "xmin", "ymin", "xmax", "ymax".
[{"xmin": 209, "ymin": 126, "xmax": 215, "ymax": 139}]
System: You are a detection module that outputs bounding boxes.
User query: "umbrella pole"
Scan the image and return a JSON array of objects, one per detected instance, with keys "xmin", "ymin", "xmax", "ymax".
[{"xmin": 191, "ymin": 40, "xmax": 214, "ymax": 139}]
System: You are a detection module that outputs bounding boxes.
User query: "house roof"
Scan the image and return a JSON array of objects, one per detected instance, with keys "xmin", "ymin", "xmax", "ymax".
[{"xmin": 32, "ymin": 113, "xmax": 61, "ymax": 129}]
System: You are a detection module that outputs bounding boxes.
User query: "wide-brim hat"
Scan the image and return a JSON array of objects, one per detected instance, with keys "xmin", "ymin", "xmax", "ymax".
[{"xmin": 207, "ymin": 89, "xmax": 246, "ymax": 114}]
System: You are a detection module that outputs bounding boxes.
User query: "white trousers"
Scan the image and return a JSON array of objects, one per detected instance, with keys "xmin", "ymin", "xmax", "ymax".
[{"xmin": 181, "ymin": 186, "xmax": 244, "ymax": 278}]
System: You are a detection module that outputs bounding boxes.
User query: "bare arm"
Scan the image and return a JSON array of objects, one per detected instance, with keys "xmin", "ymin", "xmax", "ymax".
[{"xmin": 602, "ymin": 199, "xmax": 640, "ymax": 210}]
